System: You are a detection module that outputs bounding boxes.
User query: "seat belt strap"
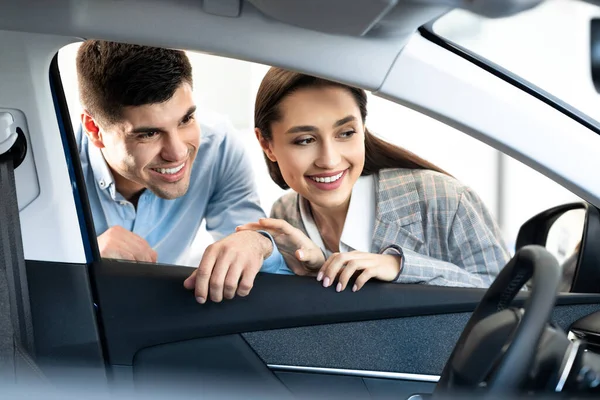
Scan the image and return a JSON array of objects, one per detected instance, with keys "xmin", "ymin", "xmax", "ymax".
[{"xmin": 0, "ymin": 119, "xmax": 35, "ymax": 378}]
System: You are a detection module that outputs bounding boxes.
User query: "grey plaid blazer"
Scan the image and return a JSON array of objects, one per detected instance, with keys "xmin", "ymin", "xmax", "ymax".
[{"xmin": 270, "ymin": 168, "xmax": 511, "ymax": 288}]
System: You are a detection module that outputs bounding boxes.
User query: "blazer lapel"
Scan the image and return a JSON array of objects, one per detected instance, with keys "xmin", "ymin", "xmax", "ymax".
[{"xmin": 371, "ymin": 169, "xmax": 425, "ymax": 253}]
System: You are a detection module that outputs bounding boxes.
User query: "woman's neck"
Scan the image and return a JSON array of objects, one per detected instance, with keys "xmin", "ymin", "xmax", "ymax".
[{"xmin": 309, "ymin": 197, "xmax": 351, "ymax": 253}]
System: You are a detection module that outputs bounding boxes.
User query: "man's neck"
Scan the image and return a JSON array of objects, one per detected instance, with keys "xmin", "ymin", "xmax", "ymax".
[{"xmin": 110, "ymin": 168, "xmax": 145, "ymax": 208}]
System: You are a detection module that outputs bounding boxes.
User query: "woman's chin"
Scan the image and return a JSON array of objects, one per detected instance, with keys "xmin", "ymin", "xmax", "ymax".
[{"xmin": 304, "ymin": 191, "xmax": 351, "ymax": 211}]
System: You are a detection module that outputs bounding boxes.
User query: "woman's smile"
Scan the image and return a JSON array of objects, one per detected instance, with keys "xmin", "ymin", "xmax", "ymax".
[{"xmin": 305, "ymin": 169, "xmax": 348, "ymax": 191}]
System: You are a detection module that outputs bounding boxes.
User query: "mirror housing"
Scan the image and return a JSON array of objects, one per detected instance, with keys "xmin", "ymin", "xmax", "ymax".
[
  {"xmin": 516, "ymin": 202, "xmax": 600, "ymax": 293},
  {"xmin": 591, "ymin": 17, "xmax": 600, "ymax": 93}
]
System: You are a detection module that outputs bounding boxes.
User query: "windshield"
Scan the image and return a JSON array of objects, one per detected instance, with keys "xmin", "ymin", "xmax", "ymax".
[{"xmin": 433, "ymin": 0, "xmax": 600, "ymax": 127}]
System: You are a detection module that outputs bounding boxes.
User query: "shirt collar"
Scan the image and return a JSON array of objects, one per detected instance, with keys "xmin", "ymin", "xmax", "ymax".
[
  {"xmin": 88, "ymin": 138, "xmax": 117, "ymax": 200},
  {"xmin": 299, "ymin": 174, "xmax": 376, "ymax": 254},
  {"xmin": 340, "ymin": 174, "xmax": 375, "ymax": 252}
]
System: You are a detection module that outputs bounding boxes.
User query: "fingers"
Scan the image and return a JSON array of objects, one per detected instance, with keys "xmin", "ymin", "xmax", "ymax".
[
  {"xmin": 98, "ymin": 226, "xmax": 157, "ymax": 262},
  {"xmin": 296, "ymin": 247, "xmax": 324, "ymax": 271},
  {"xmin": 235, "ymin": 223, "xmax": 263, "ymax": 232},
  {"xmin": 193, "ymin": 247, "xmax": 218, "ymax": 304},
  {"xmin": 336, "ymin": 260, "xmax": 362, "ymax": 292},
  {"xmin": 353, "ymin": 268, "xmax": 378, "ymax": 292},
  {"xmin": 318, "ymin": 253, "xmax": 348, "ymax": 288},
  {"xmin": 317, "ymin": 252, "xmax": 380, "ymax": 292},
  {"xmin": 183, "ymin": 269, "xmax": 197, "ymax": 289},
  {"xmin": 222, "ymin": 261, "xmax": 245, "ymax": 300},
  {"xmin": 237, "ymin": 264, "xmax": 259, "ymax": 297},
  {"xmin": 208, "ymin": 254, "xmax": 234, "ymax": 303},
  {"xmin": 188, "ymin": 232, "xmax": 265, "ymax": 304},
  {"xmin": 255, "ymin": 218, "xmax": 293, "ymax": 232}
]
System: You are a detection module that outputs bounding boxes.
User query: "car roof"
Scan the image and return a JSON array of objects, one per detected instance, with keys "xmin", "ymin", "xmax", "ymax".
[{"xmin": 0, "ymin": 0, "xmax": 542, "ymax": 91}]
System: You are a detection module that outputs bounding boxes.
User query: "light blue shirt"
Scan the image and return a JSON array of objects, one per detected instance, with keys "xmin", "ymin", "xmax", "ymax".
[{"xmin": 76, "ymin": 115, "xmax": 289, "ymax": 273}]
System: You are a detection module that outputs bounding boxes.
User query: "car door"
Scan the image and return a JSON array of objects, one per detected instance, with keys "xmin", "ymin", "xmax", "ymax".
[
  {"xmin": 22, "ymin": 57, "xmax": 600, "ymax": 400},
  {"xmin": 6, "ymin": 2, "xmax": 600, "ymax": 399}
]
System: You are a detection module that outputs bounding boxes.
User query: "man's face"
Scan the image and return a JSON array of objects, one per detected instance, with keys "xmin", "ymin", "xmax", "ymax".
[{"xmin": 88, "ymin": 83, "xmax": 201, "ymax": 200}]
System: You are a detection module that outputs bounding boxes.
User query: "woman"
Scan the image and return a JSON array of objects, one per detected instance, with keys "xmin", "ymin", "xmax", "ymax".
[{"xmin": 238, "ymin": 67, "xmax": 511, "ymax": 292}]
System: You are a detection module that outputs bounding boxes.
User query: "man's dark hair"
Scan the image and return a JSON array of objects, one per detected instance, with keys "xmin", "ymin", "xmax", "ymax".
[{"xmin": 76, "ymin": 40, "xmax": 193, "ymax": 126}]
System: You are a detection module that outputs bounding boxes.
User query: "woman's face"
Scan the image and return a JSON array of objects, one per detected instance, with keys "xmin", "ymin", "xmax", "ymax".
[{"xmin": 260, "ymin": 86, "xmax": 366, "ymax": 211}]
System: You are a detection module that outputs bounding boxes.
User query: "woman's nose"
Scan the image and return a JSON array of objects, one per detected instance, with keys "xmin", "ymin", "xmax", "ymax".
[{"xmin": 315, "ymin": 142, "xmax": 341, "ymax": 169}]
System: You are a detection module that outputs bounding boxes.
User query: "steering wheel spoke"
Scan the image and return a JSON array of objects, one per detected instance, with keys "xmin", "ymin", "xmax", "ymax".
[{"xmin": 435, "ymin": 245, "xmax": 562, "ymax": 397}]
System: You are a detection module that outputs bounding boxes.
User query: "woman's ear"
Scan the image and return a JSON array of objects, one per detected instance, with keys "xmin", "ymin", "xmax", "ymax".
[
  {"xmin": 255, "ymin": 128, "xmax": 277, "ymax": 162},
  {"xmin": 81, "ymin": 111, "xmax": 105, "ymax": 149}
]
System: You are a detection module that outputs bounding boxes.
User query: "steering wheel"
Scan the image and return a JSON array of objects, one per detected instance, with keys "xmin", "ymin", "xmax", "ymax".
[{"xmin": 434, "ymin": 245, "xmax": 562, "ymax": 397}]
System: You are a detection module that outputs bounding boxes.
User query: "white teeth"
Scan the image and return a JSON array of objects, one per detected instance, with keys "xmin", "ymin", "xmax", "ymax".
[
  {"xmin": 310, "ymin": 171, "xmax": 344, "ymax": 183},
  {"xmin": 153, "ymin": 163, "xmax": 185, "ymax": 175}
]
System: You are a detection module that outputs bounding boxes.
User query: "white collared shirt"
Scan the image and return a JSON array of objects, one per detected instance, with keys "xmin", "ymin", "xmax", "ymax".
[{"xmin": 299, "ymin": 175, "xmax": 376, "ymax": 257}]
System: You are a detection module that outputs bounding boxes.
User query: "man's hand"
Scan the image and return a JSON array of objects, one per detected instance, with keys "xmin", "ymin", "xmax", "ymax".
[
  {"xmin": 97, "ymin": 226, "xmax": 157, "ymax": 263},
  {"xmin": 183, "ymin": 230, "xmax": 273, "ymax": 304},
  {"xmin": 318, "ymin": 251, "xmax": 401, "ymax": 292},
  {"xmin": 236, "ymin": 218, "xmax": 325, "ymax": 276}
]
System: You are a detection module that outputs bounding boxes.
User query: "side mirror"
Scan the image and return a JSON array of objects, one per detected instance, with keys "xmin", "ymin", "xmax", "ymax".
[
  {"xmin": 591, "ymin": 18, "xmax": 600, "ymax": 93},
  {"xmin": 516, "ymin": 202, "xmax": 600, "ymax": 293}
]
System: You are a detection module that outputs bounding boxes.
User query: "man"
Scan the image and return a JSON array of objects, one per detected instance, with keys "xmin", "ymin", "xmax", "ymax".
[{"xmin": 75, "ymin": 40, "xmax": 289, "ymax": 304}]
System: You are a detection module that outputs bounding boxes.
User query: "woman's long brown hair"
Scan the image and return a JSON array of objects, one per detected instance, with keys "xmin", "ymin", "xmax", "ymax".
[{"xmin": 255, "ymin": 67, "xmax": 449, "ymax": 189}]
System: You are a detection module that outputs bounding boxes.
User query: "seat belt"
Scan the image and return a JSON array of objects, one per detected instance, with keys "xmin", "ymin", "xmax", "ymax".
[{"xmin": 0, "ymin": 112, "xmax": 35, "ymax": 381}]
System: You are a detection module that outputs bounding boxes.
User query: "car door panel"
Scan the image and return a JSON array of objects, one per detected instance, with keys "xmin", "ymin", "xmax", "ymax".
[
  {"xmin": 26, "ymin": 258, "xmax": 600, "ymax": 398},
  {"xmin": 26, "ymin": 260, "xmax": 105, "ymax": 383}
]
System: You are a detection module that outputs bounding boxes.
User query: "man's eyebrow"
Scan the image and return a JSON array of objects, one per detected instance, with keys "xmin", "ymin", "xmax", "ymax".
[
  {"xmin": 128, "ymin": 106, "xmax": 197, "ymax": 135},
  {"xmin": 181, "ymin": 106, "xmax": 197, "ymax": 122},
  {"xmin": 286, "ymin": 115, "xmax": 357, "ymax": 135},
  {"xmin": 129, "ymin": 125, "xmax": 166, "ymax": 135}
]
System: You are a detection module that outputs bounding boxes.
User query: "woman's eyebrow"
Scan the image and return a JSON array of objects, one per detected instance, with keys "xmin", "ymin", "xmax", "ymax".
[
  {"xmin": 286, "ymin": 125, "xmax": 317, "ymax": 134},
  {"xmin": 286, "ymin": 115, "xmax": 357, "ymax": 134},
  {"xmin": 333, "ymin": 115, "xmax": 356, "ymax": 128}
]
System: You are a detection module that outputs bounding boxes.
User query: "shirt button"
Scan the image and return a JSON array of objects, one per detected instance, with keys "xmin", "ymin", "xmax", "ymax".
[
  {"xmin": 120, "ymin": 201, "xmax": 128, "ymax": 206},
  {"xmin": 98, "ymin": 180, "xmax": 106, "ymax": 188}
]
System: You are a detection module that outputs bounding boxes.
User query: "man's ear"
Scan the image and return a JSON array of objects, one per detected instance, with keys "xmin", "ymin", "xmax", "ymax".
[
  {"xmin": 255, "ymin": 128, "xmax": 277, "ymax": 162},
  {"xmin": 81, "ymin": 111, "xmax": 105, "ymax": 149}
]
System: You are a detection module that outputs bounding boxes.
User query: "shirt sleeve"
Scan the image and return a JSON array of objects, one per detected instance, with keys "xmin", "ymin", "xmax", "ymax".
[
  {"xmin": 203, "ymin": 126, "xmax": 288, "ymax": 273},
  {"xmin": 388, "ymin": 187, "xmax": 511, "ymax": 288}
]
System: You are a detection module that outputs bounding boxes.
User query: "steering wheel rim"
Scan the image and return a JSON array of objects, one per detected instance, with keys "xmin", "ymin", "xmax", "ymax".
[{"xmin": 435, "ymin": 245, "xmax": 562, "ymax": 396}]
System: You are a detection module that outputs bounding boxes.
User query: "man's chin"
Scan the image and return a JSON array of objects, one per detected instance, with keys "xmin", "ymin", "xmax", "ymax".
[{"xmin": 147, "ymin": 181, "xmax": 190, "ymax": 200}]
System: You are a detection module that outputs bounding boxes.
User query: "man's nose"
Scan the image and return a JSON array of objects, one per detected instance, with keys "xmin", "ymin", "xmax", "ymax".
[
  {"xmin": 161, "ymin": 132, "xmax": 188, "ymax": 161},
  {"xmin": 315, "ymin": 141, "xmax": 341, "ymax": 169}
]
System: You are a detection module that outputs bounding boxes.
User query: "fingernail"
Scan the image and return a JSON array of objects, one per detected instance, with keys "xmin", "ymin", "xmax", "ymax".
[
  {"xmin": 323, "ymin": 277, "xmax": 330, "ymax": 288},
  {"xmin": 297, "ymin": 249, "xmax": 304, "ymax": 260},
  {"xmin": 336, "ymin": 283, "xmax": 342, "ymax": 292},
  {"xmin": 352, "ymin": 284, "xmax": 358, "ymax": 292},
  {"xmin": 196, "ymin": 297, "xmax": 206, "ymax": 304},
  {"xmin": 317, "ymin": 272, "xmax": 323, "ymax": 281}
]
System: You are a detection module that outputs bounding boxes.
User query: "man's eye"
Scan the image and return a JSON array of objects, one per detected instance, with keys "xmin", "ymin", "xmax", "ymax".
[
  {"xmin": 182, "ymin": 114, "xmax": 195, "ymax": 125},
  {"xmin": 138, "ymin": 131, "xmax": 159, "ymax": 139},
  {"xmin": 294, "ymin": 137, "xmax": 315, "ymax": 146}
]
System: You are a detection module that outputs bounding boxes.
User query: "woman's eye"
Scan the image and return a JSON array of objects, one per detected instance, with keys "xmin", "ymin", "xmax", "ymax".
[
  {"xmin": 294, "ymin": 137, "xmax": 315, "ymax": 146},
  {"xmin": 339, "ymin": 130, "xmax": 356, "ymax": 138}
]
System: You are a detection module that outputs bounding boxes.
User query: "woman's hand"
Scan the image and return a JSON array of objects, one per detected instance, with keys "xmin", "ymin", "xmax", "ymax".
[
  {"xmin": 236, "ymin": 218, "xmax": 325, "ymax": 276},
  {"xmin": 318, "ymin": 251, "xmax": 402, "ymax": 292}
]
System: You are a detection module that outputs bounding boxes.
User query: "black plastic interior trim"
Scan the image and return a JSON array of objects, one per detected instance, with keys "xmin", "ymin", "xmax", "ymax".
[
  {"xmin": 26, "ymin": 260, "xmax": 106, "ymax": 381},
  {"xmin": 48, "ymin": 53, "xmax": 112, "ymax": 370},
  {"xmin": 92, "ymin": 259, "xmax": 600, "ymax": 365},
  {"xmin": 48, "ymin": 54, "xmax": 100, "ymax": 262},
  {"xmin": 418, "ymin": 24, "xmax": 600, "ymax": 137}
]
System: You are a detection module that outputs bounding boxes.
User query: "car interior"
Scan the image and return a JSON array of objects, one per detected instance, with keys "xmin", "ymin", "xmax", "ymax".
[{"xmin": 3, "ymin": 0, "xmax": 600, "ymax": 399}]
